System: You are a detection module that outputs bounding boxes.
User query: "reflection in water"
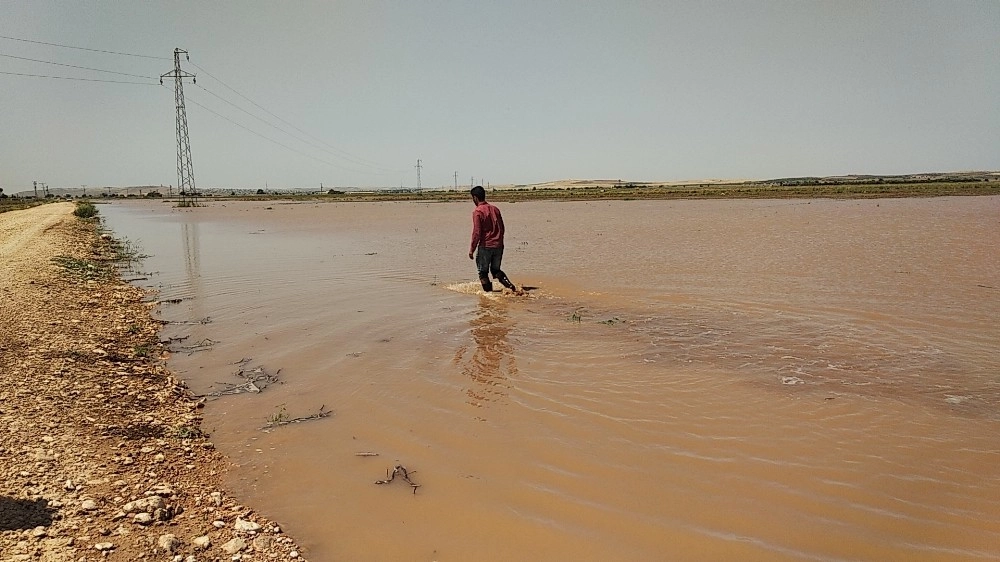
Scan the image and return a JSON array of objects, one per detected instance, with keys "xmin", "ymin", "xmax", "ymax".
[
  {"xmin": 181, "ymin": 221, "xmax": 200, "ymax": 280},
  {"xmin": 454, "ymin": 296, "xmax": 516, "ymax": 408},
  {"xmin": 180, "ymin": 221, "xmax": 205, "ymax": 320}
]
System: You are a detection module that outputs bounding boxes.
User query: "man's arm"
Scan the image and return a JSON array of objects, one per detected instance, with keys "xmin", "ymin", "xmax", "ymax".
[{"xmin": 469, "ymin": 208, "xmax": 481, "ymax": 258}]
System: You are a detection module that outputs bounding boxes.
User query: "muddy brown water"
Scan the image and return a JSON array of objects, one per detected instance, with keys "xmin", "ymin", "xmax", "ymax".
[{"xmin": 101, "ymin": 197, "xmax": 1000, "ymax": 561}]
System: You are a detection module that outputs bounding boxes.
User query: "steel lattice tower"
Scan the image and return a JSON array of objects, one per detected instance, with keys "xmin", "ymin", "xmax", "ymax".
[{"xmin": 161, "ymin": 49, "xmax": 197, "ymax": 206}]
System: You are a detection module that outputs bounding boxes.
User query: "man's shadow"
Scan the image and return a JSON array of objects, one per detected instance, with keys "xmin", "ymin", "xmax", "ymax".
[{"xmin": 0, "ymin": 496, "xmax": 55, "ymax": 530}]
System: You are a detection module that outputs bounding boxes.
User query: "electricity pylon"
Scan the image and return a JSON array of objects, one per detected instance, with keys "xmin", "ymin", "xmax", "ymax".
[{"xmin": 161, "ymin": 48, "xmax": 197, "ymax": 206}]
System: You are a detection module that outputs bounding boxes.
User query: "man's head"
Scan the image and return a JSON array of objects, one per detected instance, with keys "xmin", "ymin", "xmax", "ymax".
[{"xmin": 470, "ymin": 185, "xmax": 486, "ymax": 203}]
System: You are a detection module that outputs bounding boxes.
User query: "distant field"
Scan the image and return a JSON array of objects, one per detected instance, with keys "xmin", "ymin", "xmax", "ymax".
[
  {"xmin": 0, "ymin": 198, "xmax": 52, "ymax": 214},
  {"xmin": 214, "ymin": 181, "xmax": 1000, "ymax": 203}
]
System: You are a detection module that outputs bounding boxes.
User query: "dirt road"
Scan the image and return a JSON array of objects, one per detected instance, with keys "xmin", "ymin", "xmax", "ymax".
[{"xmin": 0, "ymin": 203, "xmax": 74, "ymax": 289}]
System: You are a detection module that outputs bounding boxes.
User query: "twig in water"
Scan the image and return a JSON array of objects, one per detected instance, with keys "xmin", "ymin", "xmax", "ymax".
[
  {"xmin": 196, "ymin": 363, "xmax": 281, "ymax": 398},
  {"xmin": 375, "ymin": 464, "xmax": 421, "ymax": 494},
  {"xmin": 166, "ymin": 317, "xmax": 212, "ymax": 325},
  {"xmin": 260, "ymin": 405, "xmax": 332, "ymax": 430},
  {"xmin": 355, "ymin": 452, "xmax": 380, "ymax": 457},
  {"xmin": 169, "ymin": 338, "xmax": 217, "ymax": 355}
]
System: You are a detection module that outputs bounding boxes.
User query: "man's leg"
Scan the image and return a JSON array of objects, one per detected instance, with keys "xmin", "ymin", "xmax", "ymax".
[
  {"xmin": 475, "ymin": 248, "xmax": 493, "ymax": 292},
  {"xmin": 490, "ymin": 248, "xmax": 517, "ymax": 291}
]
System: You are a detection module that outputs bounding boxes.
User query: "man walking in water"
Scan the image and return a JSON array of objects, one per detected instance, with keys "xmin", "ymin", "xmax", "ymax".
[{"xmin": 468, "ymin": 185, "xmax": 519, "ymax": 293}]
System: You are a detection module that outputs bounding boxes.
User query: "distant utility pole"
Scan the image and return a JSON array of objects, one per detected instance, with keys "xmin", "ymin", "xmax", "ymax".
[
  {"xmin": 415, "ymin": 159, "xmax": 422, "ymax": 190},
  {"xmin": 470, "ymin": 176, "xmax": 474, "ymax": 188},
  {"xmin": 453, "ymin": 171, "xmax": 458, "ymax": 190},
  {"xmin": 33, "ymin": 181, "xmax": 37, "ymax": 199},
  {"xmin": 161, "ymin": 48, "xmax": 197, "ymax": 206}
]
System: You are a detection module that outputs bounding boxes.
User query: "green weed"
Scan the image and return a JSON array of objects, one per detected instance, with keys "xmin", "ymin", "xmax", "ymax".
[{"xmin": 73, "ymin": 201, "xmax": 98, "ymax": 219}]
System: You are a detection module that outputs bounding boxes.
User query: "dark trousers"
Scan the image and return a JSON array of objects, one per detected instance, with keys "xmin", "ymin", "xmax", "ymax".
[{"xmin": 475, "ymin": 246, "xmax": 514, "ymax": 290}]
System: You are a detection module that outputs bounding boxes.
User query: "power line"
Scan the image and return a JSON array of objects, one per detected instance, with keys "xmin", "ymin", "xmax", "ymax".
[
  {"xmin": 0, "ymin": 34, "xmax": 169, "ymax": 60},
  {"xmin": 0, "ymin": 70, "xmax": 157, "ymax": 85},
  {"xmin": 195, "ymin": 82, "xmax": 403, "ymax": 174},
  {"xmin": 167, "ymin": 85, "xmax": 383, "ymax": 176},
  {"xmin": 0, "ymin": 52, "xmax": 156, "ymax": 79},
  {"xmin": 195, "ymin": 83, "xmax": 341, "ymax": 159},
  {"xmin": 189, "ymin": 60, "xmax": 405, "ymax": 173}
]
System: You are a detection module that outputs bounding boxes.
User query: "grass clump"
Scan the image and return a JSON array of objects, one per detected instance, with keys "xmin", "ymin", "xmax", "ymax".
[
  {"xmin": 73, "ymin": 200, "xmax": 98, "ymax": 219},
  {"xmin": 52, "ymin": 255, "xmax": 110, "ymax": 281}
]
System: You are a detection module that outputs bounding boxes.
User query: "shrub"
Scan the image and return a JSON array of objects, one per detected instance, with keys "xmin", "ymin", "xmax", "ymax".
[{"xmin": 73, "ymin": 201, "xmax": 98, "ymax": 218}]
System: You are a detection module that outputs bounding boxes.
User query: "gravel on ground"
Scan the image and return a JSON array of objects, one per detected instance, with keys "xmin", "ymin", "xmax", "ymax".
[{"xmin": 0, "ymin": 203, "xmax": 307, "ymax": 562}]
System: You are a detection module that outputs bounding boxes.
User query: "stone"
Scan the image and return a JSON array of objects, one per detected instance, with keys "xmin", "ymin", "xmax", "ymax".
[
  {"xmin": 81, "ymin": 499, "xmax": 98, "ymax": 511},
  {"xmin": 30, "ymin": 526, "xmax": 46, "ymax": 538},
  {"xmin": 212, "ymin": 520, "xmax": 226, "ymax": 528},
  {"xmin": 133, "ymin": 513, "xmax": 153, "ymax": 525},
  {"xmin": 252, "ymin": 535, "xmax": 272, "ymax": 550},
  {"xmin": 158, "ymin": 534, "xmax": 180, "ymax": 553},
  {"xmin": 221, "ymin": 537, "xmax": 247, "ymax": 555},
  {"xmin": 234, "ymin": 518, "xmax": 261, "ymax": 532},
  {"xmin": 94, "ymin": 542, "xmax": 114, "ymax": 551},
  {"xmin": 123, "ymin": 495, "xmax": 165, "ymax": 513},
  {"xmin": 289, "ymin": 551, "xmax": 299, "ymax": 559},
  {"xmin": 192, "ymin": 535, "xmax": 211, "ymax": 549}
]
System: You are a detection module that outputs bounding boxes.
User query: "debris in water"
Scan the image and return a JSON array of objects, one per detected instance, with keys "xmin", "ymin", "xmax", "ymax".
[{"xmin": 375, "ymin": 464, "xmax": 421, "ymax": 494}]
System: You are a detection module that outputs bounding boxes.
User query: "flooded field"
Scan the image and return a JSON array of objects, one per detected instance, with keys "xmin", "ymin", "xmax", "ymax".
[{"xmin": 101, "ymin": 197, "xmax": 1000, "ymax": 561}]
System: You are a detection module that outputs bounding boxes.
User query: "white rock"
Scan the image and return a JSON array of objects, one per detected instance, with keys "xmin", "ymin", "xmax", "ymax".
[
  {"xmin": 94, "ymin": 542, "xmax": 115, "ymax": 551},
  {"xmin": 212, "ymin": 520, "xmax": 226, "ymax": 528},
  {"xmin": 234, "ymin": 518, "xmax": 261, "ymax": 532},
  {"xmin": 81, "ymin": 499, "xmax": 98, "ymax": 511},
  {"xmin": 133, "ymin": 513, "xmax": 153, "ymax": 525},
  {"xmin": 123, "ymin": 496, "xmax": 165, "ymax": 513},
  {"xmin": 192, "ymin": 535, "xmax": 211, "ymax": 549},
  {"xmin": 158, "ymin": 534, "xmax": 180, "ymax": 553},
  {"xmin": 289, "ymin": 551, "xmax": 299, "ymax": 559},
  {"xmin": 221, "ymin": 537, "xmax": 247, "ymax": 554}
]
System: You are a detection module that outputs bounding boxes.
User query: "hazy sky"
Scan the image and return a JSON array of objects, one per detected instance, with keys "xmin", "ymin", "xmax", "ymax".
[{"xmin": 2, "ymin": 1, "xmax": 997, "ymax": 190}]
